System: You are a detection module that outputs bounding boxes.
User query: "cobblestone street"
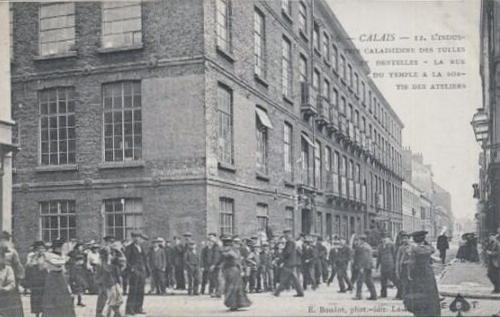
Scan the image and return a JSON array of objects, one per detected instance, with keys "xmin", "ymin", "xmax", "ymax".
[{"xmin": 19, "ymin": 275, "xmax": 500, "ymax": 317}]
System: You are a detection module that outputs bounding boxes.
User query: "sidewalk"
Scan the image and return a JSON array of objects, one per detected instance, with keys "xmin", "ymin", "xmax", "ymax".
[{"xmin": 438, "ymin": 260, "xmax": 500, "ymax": 300}]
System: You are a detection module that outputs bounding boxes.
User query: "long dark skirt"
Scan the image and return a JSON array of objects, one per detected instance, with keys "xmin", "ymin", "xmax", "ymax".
[
  {"xmin": 26, "ymin": 266, "xmax": 47, "ymax": 314},
  {"xmin": 0, "ymin": 289, "xmax": 24, "ymax": 317},
  {"xmin": 41, "ymin": 271, "xmax": 76, "ymax": 317},
  {"xmin": 223, "ymin": 266, "xmax": 251, "ymax": 310}
]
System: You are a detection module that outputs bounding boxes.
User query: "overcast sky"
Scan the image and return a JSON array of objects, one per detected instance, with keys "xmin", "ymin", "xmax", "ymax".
[{"xmin": 327, "ymin": 0, "xmax": 482, "ymax": 222}]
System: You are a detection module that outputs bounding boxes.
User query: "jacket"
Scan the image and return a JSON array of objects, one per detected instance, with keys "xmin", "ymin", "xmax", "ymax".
[
  {"xmin": 280, "ymin": 240, "xmax": 299, "ymax": 268},
  {"xmin": 437, "ymin": 235, "xmax": 449, "ymax": 251},
  {"xmin": 354, "ymin": 241, "xmax": 373, "ymax": 270},
  {"xmin": 148, "ymin": 247, "xmax": 166, "ymax": 271},
  {"xmin": 125, "ymin": 243, "xmax": 149, "ymax": 276},
  {"xmin": 377, "ymin": 242, "xmax": 396, "ymax": 273}
]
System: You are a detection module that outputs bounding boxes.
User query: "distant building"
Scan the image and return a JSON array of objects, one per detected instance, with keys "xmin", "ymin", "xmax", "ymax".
[{"xmin": 402, "ymin": 181, "xmax": 422, "ymax": 233}]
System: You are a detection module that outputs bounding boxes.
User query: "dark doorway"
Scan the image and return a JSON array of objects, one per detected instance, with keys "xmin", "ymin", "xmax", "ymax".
[{"xmin": 301, "ymin": 209, "xmax": 311, "ymax": 235}]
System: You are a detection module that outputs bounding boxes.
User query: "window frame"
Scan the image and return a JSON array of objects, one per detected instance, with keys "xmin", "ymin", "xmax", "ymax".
[
  {"xmin": 220, "ymin": 197, "xmax": 235, "ymax": 236},
  {"xmin": 215, "ymin": 0, "xmax": 232, "ymax": 52},
  {"xmin": 40, "ymin": 200, "xmax": 76, "ymax": 242},
  {"xmin": 38, "ymin": 2, "xmax": 76, "ymax": 56},
  {"xmin": 101, "ymin": 1, "xmax": 143, "ymax": 49},
  {"xmin": 217, "ymin": 84, "xmax": 234, "ymax": 165},
  {"xmin": 254, "ymin": 8, "xmax": 266, "ymax": 79},
  {"xmin": 104, "ymin": 198, "xmax": 144, "ymax": 241}
]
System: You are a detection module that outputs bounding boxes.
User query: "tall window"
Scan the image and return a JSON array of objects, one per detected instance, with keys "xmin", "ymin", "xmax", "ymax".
[
  {"xmin": 333, "ymin": 151, "xmax": 340, "ymax": 194},
  {"xmin": 40, "ymin": 200, "xmax": 76, "ymax": 242},
  {"xmin": 104, "ymin": 198, "xmax": 143, "ymax": 241},
  {"xmin": 281, "ymin": 37, "xmax": 292, "ymax": 97},
  {"xmin": 285, "ymin": 207, "xmax": 294, "ymax": 234},
  {"xmin": 354, "ymin": 73, "xmax": 359, "ymax": 95},
  {"xmin": 283, "ymin": 122, "xmax": 293, "ymax": 180},
  {"xmin": 348, "ymin": 64, "xmax": 353, "ymax": 87},
  {"xmin": 40, "ymin": 87, "xmax": 76, "ymax": 166},
  {"xmin": 332, "ymin": 44, "xmax": 338, "ymax": 71},
  {"xmin": 322, "ymin": 32, "xmax": 330, "ymax": 59},
  {"xmin": 220, "ymin": 198, "xmax": 234, "ymax": 235},
  {"xmin": 314, "ymin": 140, "xmax": 322, "ymax": 188},
  {"xmin": 316, "ymin": 212, "xmax": 323, "ymax": 236},
  {"xmin": 281, "ymin": 0, "xmax": 291, "ymax": 15},
  {"xmin": 361, "ymin": 81, "xmax": 366, "ymax": 103},
  {"xmin": 103, "ymin": 81, "xmax": 142, "ymax": 162},
  {"xmin": 313, "ymin": 69, "xmax": 320, "ymax": 90},
  {"xmin": 39, "ymin": 3, "xmax": 75, "ymax": 56},
  {"xmin": 322, "ymin": 79, "xmax": 330, "ymax": 100},
  {"xmin": 256, "ymin": 107, "xmax": 270, "ymax": 174},
  {"xmin": 217, "ymin": 85, "xmax": 233, "ymax": 164},
  {"xmin": 102, "ymin": 2, "xmax": 142, "ymax": 49},
  {"xmin": 256, "ymin": 204, "xmax": 269, "ymax": 231},
  {"xmin": 216, "ymin": 0, "xmax": 231, "ymax": 51},
  {"xmin": 325, "ymin": 146, "xmax": 331, "ymax": 173},
  {"xmin": 299, "ymin": 55, "xmax": 307, "ymax": 83},
  {"xmin": 340, "ymin": 55, "xmax": 346, "ymax": 79},
  {"xmin": 298, "ymin": 2, "xmax": 307, "ymax": 34},
  {"xmin": 254, "ymin": 9, "xmax": 266, "ymax": 78},
  {"xmin": 301, "ymin": 135, "xmax": 311, "ymax": 186},
  {"xmin": 313, "ymin": 23, "xmax": 320, "ymax": 51}
]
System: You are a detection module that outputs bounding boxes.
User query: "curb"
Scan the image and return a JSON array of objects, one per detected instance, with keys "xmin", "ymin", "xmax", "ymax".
[{"xmin": 440, "ymin": 291, "xmax": 500, "ymax": 300}]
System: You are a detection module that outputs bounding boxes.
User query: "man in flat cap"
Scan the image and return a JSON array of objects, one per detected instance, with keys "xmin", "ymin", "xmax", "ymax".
[
  {"xmin": 125, "ymin": 232, "xmax": 150, "ymax": 315},
  {"xmin": 377, "ymin": 234, "xmax": 398, "ymax": 298},
  {"xmin": 273, "ymin": 229, "xmax": 304, "ymax": 297},
  {"xmin": 207, "ymin": 232, "xmax": 222, "ymax": 297},
  {"xmin": 148, "ymin": 237, "xmax": 166, "ymax": 295},
  {"xmin": 353, "ymin": 234, "xmax": 377, "ymax": 300}
]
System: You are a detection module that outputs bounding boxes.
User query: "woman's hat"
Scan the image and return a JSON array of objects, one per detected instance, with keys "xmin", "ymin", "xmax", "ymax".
[
  {"xmin": 32, "ymin": 240, "xmax": 46, "ymax": 249},
  {"xmin": 411, "ymin": 230, "xmax": 428, "ymax": 238}
]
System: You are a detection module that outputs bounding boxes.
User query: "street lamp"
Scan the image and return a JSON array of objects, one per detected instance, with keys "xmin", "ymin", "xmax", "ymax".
[{"xmin": 471, "ymin": 108, "xmax": 489, "ymax": 144}]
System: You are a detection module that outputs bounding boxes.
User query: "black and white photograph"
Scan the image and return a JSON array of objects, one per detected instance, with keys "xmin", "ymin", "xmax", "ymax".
[{"xmin": 0, "ymin": 0, "xmax": 498, "ymax": 316}]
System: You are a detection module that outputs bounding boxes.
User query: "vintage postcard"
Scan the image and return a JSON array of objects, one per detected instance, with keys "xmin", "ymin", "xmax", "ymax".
[{"xmin": 0, "ymin": 0, "xmax": 498, "ymax": 316}]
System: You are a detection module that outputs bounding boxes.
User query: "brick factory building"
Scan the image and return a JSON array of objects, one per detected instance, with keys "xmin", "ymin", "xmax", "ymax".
[{"xmin": 10, "ymin": 0, "xmax": 404, "ymax": 254}]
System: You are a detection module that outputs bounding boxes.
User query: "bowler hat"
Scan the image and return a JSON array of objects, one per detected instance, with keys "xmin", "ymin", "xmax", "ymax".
[{"xmin": 410, "ymin": 230, "xmax": 428, "ymax": 238}]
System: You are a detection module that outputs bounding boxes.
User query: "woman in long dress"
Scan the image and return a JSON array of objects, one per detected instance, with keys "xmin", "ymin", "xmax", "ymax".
[
  {"xmin": 0, "ymin": 246, "xmax": 24, "ymax": 317},
  {"xmin": 42, "ymin": 239, "xmax": 76, "ymax": 317},
  {"xmin": 221, "ymin": 237, "xmax": 251, "ymax": 311},
  {"xmin": 404, "ymin": 231, "xmax": 441, "ymax": 317},
  {"xmin": 25, "ymin": 241, "xmax": 47, "ymax": 317}
]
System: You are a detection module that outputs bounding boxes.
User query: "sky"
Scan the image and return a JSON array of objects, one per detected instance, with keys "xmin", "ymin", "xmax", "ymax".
[{"xmin": 327, "ymin": 0, "xmax": 482, "ymax": 222}]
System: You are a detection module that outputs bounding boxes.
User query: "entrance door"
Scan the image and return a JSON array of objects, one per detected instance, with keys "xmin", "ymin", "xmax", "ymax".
[{"xmin": 301, "ymin": 209, "xmax": 311, "ymax": 235}]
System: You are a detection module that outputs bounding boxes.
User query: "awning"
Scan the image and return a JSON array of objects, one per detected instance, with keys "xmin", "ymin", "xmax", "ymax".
[
  {"xmin": 256, "ymin": 107, "xmax": 273, "ymax": 129},
  {"xmin": 301, "ymin": 133, "xmax": 316, "ymax": 148}
]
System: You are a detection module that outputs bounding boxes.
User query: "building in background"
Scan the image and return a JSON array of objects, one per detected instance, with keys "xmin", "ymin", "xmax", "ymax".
[
  {"xmin": 473, "ymin": 0, "xmax": 500, "ymax": 240},
  {"xmin": 402, "ymin": 147, "xmax": 454, "ymax": 240},
  {"xmin": 0, "ymin": 3, "xmax": 17, "ymax": 233},
  {"xmin": 10, "ymin": 0, "xmax": 404, "ymax": 254}
]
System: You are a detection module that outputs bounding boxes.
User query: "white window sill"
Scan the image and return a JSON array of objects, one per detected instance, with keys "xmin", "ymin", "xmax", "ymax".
[
  {"xmin": 35, "ymin": 164, "xmax": 79, "ymax": 172},
  {"xmin": 34, "ymin": 51, "xmax": 78, "ymax": 61},
  {"xmin": 98, "ymin": 160, "xmax": 145, "ymax": 169},
  {"xmin": 97, "ymin": 44, "xmax": 144, "ymax": 54}
]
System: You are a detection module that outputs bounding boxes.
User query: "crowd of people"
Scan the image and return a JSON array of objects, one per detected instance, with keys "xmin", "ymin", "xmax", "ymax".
[{"xmin": 0, "ymin": 227, "xmax": 444, "ymax": 317}]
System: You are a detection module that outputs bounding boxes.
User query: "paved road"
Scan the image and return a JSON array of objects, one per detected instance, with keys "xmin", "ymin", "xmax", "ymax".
[{"xmin": 20, "ymin": 282, "xmax": 500, "ymax": 316}]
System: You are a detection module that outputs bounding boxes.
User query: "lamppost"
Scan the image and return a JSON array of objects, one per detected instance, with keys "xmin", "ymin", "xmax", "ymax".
[{"xmin": 471, "ymin": 107, "xmax": 490, "ymax": 239}]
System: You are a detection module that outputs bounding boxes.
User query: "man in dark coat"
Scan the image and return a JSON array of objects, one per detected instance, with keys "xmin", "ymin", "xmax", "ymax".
[
  {"xmin": 315, "ymin": 236, "xmax": 328, "ymax": 285},
  {"xmin": 173, "ymin": 236, "xmax": 185, "ymax": 290},
  {"xmin": 207, "ymin": 233, "xmax": 222, "ymax": 297},
  {"xmin": 301, "ymin": 237, "xmax": 317, "ymax": 290},
  {"xmin": 377, "ymin": 236, "xmax": 397, "ymax": 298},
  {"xmin": 184, "ymin": 241, "xmax": 201, "ymax": 295},
  {"xmin": 436, "ymin": 233, "xmax": 449, "ymax": 264},
  {"xmin": 332, "ymin": 238, "xmax": 352, "ymax": 292},
  {"xmin": 164, "ymin": 240, "xmax": 175, "ymax": 290},
  {"xmin": 200, "ymin": 240, "xmax": 210, "ymax": 295},
  {"xmin": 273, "ymin": 229, "xmax": 304, "ymax": 297},
  {"xmin": 125, "ymin": 232, "xmax": 150, "ymax": 316},
  {"xmin": 353, "ymin": 234, "xmax": 377, "ymax": 300}
]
